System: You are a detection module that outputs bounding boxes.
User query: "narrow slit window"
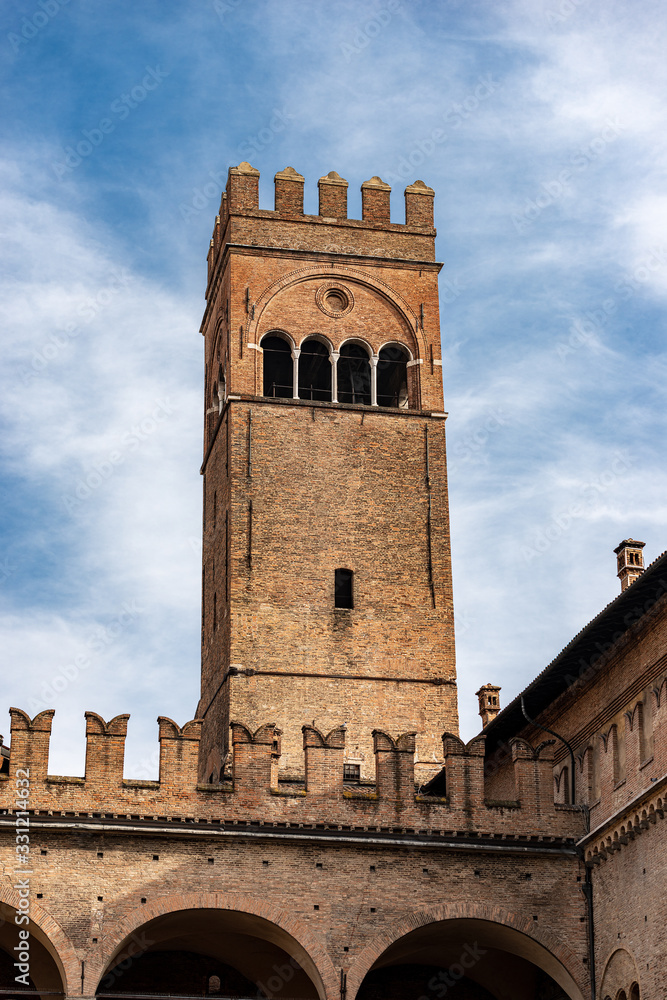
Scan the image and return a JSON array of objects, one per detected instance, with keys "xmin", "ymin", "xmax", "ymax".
[
  {"xmin": 335, "ymin": 568, "xmax": 354, "ymax": 609},
  {"xmin": 261, "ymin": 334, "xmax": 293, "ymax": 398}
]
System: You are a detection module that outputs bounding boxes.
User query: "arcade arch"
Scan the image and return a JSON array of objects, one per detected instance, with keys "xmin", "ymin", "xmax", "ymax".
[
  {"xmin": 348, "ymin": 905, "xmax": 586, "ymax": 1000},
  {"xmin": 91, "ymin": 894, "xmax": 335, "ymax": 1000},
  {"xmin": 0, "ymin": 899, "xmax": 72, "ymax": 999}
]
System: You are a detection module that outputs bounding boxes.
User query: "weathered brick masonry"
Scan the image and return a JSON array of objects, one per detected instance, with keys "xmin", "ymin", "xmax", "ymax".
[
  {"xmin": 1, "ymin": 165, "xmax": 665, "ymax": 1000},
  {"xmin": 198, "ymin": 162, "xmax": 457, "ymax": 782}
]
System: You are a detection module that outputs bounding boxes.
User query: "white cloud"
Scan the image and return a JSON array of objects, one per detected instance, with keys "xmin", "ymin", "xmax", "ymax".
[{"xmin": 0, "ymin": 153, "xmax": 202, "ymax": 776}]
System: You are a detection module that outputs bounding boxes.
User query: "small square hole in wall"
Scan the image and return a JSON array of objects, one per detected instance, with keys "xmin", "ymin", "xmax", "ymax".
[
  {"xmin": 40, "ymin": 849, "xmax": 47, "ymax": 856},
  {"xmin": 314, "ymin": 905, "xmax": 319, "ymax": 911},
  {"xmin": 97, "ymin": 896, "xmax": 103, "ymax": 902},
  {"xmin": 152, "ymin": 855, "xmax": 159, "ymax": 861},
  {"xmin": 474, "ymin": 870, "xmax": 481, "ymax": 877},
  {"xmin": 580, "ymin": 917, "xmax": 585, "ymax": 923},
  {"xmin": 262, "ymin": 860, "xmax": 269, "ymax": 867},
  {"xmin": 370, "ymin": 907, "xmax": 376, "ymax": 913},
  {"xmin": 343, "ymin": 947, "xmax": 349, "ymax": 953},
  {"xmin": 208, "ymin": 858, "xmax": 214, "ymax": 864},
  {"xmin": 36, "ymin": 894, "xmax": 43, "ymax": 899},
  {"xmin": 532, "ymin": 915, "xmax": 538, "ymax": 921},
  {"xmin": 316, "ymin": 863, "xmax": 323, "ymax": 869},
  {"xmin": 92, "ymin": 938, "xmax": 98, "ymax": 944},
  {"xmin": 141, "ymin": 898, "xmax": 147, "ymax": 904},
  {"xmin": 422, "ymin": 868, "xmax": 428, "ymax": 874},
  {"xmin": 369, "ymin": 865, "xmax": 375, "ymax": 871},
  {"xmin": 97, "ymin": 852, "xmax": 104, "ymax": 858}
]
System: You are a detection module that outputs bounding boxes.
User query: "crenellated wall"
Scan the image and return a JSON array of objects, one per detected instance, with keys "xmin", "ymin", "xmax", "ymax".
[{"xmin": 0, "ymin": 709, "xmax": 584, "ymax": 840}]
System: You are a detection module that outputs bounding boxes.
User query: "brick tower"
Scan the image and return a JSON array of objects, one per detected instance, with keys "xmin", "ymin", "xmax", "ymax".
[{"xmin": 197, "ymin": 163, "xmax": 458, "ymax": 782}]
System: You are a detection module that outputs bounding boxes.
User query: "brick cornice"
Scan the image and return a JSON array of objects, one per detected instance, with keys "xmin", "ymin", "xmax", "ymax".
[{"xmin": 579, "ymin": 771, "xmax": 667, "ymax": 864}]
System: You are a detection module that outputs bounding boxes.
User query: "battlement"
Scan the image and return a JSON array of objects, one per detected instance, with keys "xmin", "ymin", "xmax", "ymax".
[
  {"xmin": 216, "ymin": 162, "xmax": 434, "ymax": 227},
  {"xmin": 0, "ymin": 709, "xmax": 584, "ymax": 840},
  {"xmin": 207, "ymin": 163, "xmax": 437, "ymax": 282}
]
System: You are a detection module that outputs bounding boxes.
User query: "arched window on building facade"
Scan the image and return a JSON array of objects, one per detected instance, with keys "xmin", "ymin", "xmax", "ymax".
[
  {"xmin": 299, "ymin": 339, "xmax": 331, "ymax": 401},
  {"xmin": 377, "ymin": 345, "xmax": 409, "ymax": 408},
  {"xmin": 261, "ymin": 334, "xmax": 293, "ymax": 398},
  {"xmin": 338, "ymin": 343, "xmax": 371, "ymax": 405}
]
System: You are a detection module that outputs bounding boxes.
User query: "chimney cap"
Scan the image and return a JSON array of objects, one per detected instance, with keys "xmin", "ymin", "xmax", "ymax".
[{"xmin": 614, "ymin": 538, "xmax": 645, "ymax": 554}]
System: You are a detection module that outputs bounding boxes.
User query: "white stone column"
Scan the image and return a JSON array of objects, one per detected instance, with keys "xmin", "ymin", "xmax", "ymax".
[
  {"xmin": 331, "ymin": 351, "xmax": 339, "ymax": 403},
  {"xmin": 291, "ymin": 348, "xmax": 300, "ymax": 399},
  {"xmin": 370, "ymin": 355, "xmax": 378, "ymax": 406}
]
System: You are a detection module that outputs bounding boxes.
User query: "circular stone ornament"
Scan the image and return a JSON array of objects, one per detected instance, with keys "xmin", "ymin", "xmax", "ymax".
[{"xmin": 316, "ymin": 282, "xmax": 354, "ymax": 318}]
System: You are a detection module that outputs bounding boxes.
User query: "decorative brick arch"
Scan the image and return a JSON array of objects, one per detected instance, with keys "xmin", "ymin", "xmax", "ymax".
[
  {"xmin": 600, "ymin": 947, "xmax": 640, "ymax": 1000},
  {"xmin": 248, "ymin": 265, "xmax": 425, "ymax": 360},
  {"xmin": 345, "ymin": 901, "xmax": 587, "ymax": 1000},
  {"xmin": 0, "ymin": 886, "xmax": 79, "ymax": 996},
  {"xmin": 87, "ymin": 891, "xmax": 338, "ymax": 1000}
]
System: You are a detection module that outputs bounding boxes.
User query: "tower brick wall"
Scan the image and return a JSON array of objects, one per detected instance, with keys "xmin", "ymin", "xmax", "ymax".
[{"xmin": 198, "ymin": 165, "xmax": 456, "ymax": 782}]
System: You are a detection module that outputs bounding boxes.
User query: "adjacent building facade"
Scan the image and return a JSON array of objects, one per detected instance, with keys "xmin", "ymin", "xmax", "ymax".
[{"xmin": 1, "ymin": 166, "xmax": 665, "ymax": 1000}]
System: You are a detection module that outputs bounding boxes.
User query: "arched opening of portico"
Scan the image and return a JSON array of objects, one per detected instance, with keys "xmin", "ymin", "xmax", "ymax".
[
  {"xmin": 351, "ymin": 914, "xmax": 585, "ymax": 1000},
  {"xmin": 0, "ymin": 902, "xmax": 67, "ymax": 1000},
  {"xmin": 96, "ymin": 907, "xmax": 325, "ymax": 1000}
]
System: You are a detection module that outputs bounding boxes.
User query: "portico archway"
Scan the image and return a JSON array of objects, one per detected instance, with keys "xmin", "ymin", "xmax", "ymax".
[
  {"xmin": 348, "ymin": 904, "xmax": 587, "ymax": 1000},
  {"xmin": 92, "ymin": 894, "xmax": 336, "ymax": 1000}
]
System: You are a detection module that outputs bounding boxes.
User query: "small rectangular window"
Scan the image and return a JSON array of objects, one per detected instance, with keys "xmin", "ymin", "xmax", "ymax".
[
  {"xmin": 335, "ymin": 568, "xmax": 354, "ymax": 609},
  {"xmin": 343, "ymin": 764, "xmax": 360, "ymax": 782}
]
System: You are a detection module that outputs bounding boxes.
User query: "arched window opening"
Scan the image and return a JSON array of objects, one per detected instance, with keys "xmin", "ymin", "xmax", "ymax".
[
  {"xmin": 636, "ymin": 701, "xmax": 648, "ymax": 762},
  {"xmin": 299, "ymin": 340, "xmax": 331, "ymax": 401},
  {"xmin": 377, "ymin": 345, "xmax": 409, "ymax": 408},
  {"xmin": 208, "ymin": 975, "xmax": 221, "ymax": 993},
  {"xmin": 609, "ymin": 724, "xmax": 621, "ymax": 784},
  {"xmin": 630, "ymin": 983, "xmax": 640, "ymax": 1000},
  {"xmin": 217, "ymin": 365, "xmax": 226, "ymax": 408},
  {"xmin": 338, "ymin": 344, "xmax": 371, "ymax": 405},
  {"xmin": 558, "ymin": 766, "xmax": 570, "ymax": 804},
  {"xmin": 335, "ymin": 568, "xmax": 353, "ymax": 609},
  {"xmin": 261, "ymin": 335, "xmax": 293, "ymax": 399}
]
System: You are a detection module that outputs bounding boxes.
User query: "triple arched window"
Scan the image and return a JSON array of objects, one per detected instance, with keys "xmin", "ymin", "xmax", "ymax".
[{"xmin": 260, "ymin": 334, "xmax": 411, "ymax": 408}]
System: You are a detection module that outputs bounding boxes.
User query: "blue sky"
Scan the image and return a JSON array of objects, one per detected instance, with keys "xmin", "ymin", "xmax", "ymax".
[{"xmin": 1, "ymin": 0, "xmax": 666, "ymax": 777}]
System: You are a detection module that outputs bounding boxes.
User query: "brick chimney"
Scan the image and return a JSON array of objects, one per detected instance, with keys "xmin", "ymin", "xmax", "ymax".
[
  {"xmin": 614, "ymin": 539, "xmax": 645, "ymax": 591},
  {"xmin": 476, "ymin": 684, "xmax": 501, "ymax": 728}
]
